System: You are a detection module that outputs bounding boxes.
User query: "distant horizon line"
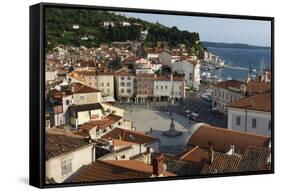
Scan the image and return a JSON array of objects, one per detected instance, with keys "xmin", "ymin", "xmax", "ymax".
[{"xmin": 201, "ymin": 41, "xmax": 271, "ymax": 48}]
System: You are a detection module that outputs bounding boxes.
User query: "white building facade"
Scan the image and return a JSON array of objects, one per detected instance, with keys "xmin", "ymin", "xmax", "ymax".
[
  {"xmin": 227, "ymin": 107, "xmax": 271, "ymax": 136},
  {"xmin": 227, "ymin": 93, "xmax": 271, "ymax": 136},
  {"xmin": 212, "ymin": 80, "xmax": 244, "ymax": 113},
  {"xmin": 115, "ymin": 72, "xmax": 136, "ymax": 101},
  {"xmin": 172, "ymin": 60, "xmax": 200, "ymax": 90}
]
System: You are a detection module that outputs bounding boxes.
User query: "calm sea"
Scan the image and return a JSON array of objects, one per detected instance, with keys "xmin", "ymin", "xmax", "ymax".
[{"xmin": 207, "ymin": 46, "xmax": 271, "ymax": 81}]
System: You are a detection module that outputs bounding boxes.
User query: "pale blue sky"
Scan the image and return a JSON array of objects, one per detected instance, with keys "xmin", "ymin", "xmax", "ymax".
[{"xmin": 118, "ymin": 12, "xmax": 271, "ymax": 47}]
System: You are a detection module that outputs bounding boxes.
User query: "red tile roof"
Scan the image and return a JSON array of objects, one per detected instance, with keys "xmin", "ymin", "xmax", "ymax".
[
  {"xmin": 188, "ymin": 125, "xmax": 270, "ymax": 154},
  {"xmin": 237, "ymin": 146, "xmax": 271, "ymax": 172},
  {"xmin": 136, "ymin": 73, "xmax": 154, "ymax": 78},
  {"xmin": 73, "ymin": 160, "xmax": 174, "ymax": 182},
  {"xmin": 74, "ymin": 70, "xmax": 97, "ymax": 76},
  {"xmin": 202, "ymin": 145, "xmax": 271, "ymax": 174},
  {"xmin": 246, "ymin": 80, "xmax": 271, "ymax": 94},
  {"xmin": 104, "ymin": 160, "xmax": 174, "ymax": 176},
  {"xmin": 115, "ymin": 71, "xmax": 135, "ymax": 76},
  {"xmin": 213, "ymin": 80, "xmax": 242, "ymax": 90},
  {"xmin": 179, "ymin": 146, "xmax": 208, "ymax": 163},
  {"xmin": 47, "ymin": 89, "xmax": 62, "ymax": 99},
  {"xmin": 228, "ymin": 92, "xmax": 271, "ymax": 112},
  {"xmin": 71, "ymin": 82, "xmax": 101, "ymax": 94},
  {"xmin": 111, "ymin": 139, "xmax": 134, "ymax": 147},
  {"xmin": 45, "ymin": 132, "xmax": 91, "ymax": 160},
  {"xmin": 154, "ymin": 76, "xmax": 170, "ymax": 81},
  {"xmin": 201, "ymin": 152, "xmax": 241, "ymax": 174},
  {"xmin": 102, "ymin": 128, "xmax": 158, "ymax": 145},
  {"xmin": 80, "ymin": 114, "xmax": 122, "ymax": 131}
]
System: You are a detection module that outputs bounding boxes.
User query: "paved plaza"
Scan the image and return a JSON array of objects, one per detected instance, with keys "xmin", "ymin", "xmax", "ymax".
[
  {"xmin": 120, "ymin": 84, "xmax": 227, "ymax": 155},
  {"xmin": 124, "ymin": 108, "xmax": 196, "ymax": 154}
]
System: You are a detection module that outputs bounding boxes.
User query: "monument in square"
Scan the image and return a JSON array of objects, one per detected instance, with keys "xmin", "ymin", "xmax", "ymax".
[{"xmin": 162, "ymin": 114, "xmax": 183, "ymax": 137}]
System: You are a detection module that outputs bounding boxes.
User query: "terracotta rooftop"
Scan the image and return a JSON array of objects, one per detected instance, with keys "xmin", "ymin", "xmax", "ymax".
[
  {"xmin": 115, "ymin": 71, "xmax": 135, "ymax": 77},
  {"xmin": 173, "ymin": 76, "xmax": 185, "ymax": 82},
  {"xmin": 69, "ymin": 103, "xmax": 103, "ymax": 113},
  {"xmin": 111, "ymin": 138, "xmax": 134, "ymax": 147},
  {"xmin": 101, "ymin": 128, "xmax": 158, "ymax": 145},
  {"xmin": 47, "ymin": 89, "xmax": 62, "ymax": 100},
  {"xmin": 228, "ymin": 92, "xmax": 271, "ymax": 112},
  {"xmin": 71, "ymin": 82, "xmax": 101, "ymax": 94},
  {"xmin": 45, "ymin": 133, "xmax": 91, "ymax": 160},
  {"xmin": 103, "ymin": 160, "xmax": 174, "ymax": 176},
  {"xmin": 73, "ymin": 160, "xmax": 174, "ymax": 182},
  {"xmin": 187, "ymin": 125, "xmax": 270, "ymax": 154},
  {"xmin": 74, "ymin": 70, "xmax": 97, "ymax": 76},
  {"xmin": 136, "ymin": 73, "xmax": 154, "ymax": 78},
  {"xmin": 201, "ymin": 152, "xmax": 241, "ymax": 174},
  {"xmin": 179, "ymin": 146, "xmax": 208, "ymax": 163},
  {"xmin": 154, "ymin": 76, "xmax": 170, "ymax": 81},
  {"xmin": 97, "ymin": 71, "xmax": 114, "ymax": 76},
  {"xmin": 237, "ymin": 146, "xmax": 271, "ymax": 172},
  {"xmin": 78, "ymin": 59, "xmax": 97, "ymax": 68},
  {"xmin": 201, "ymin": 145, "xmax": 271, "ymax": 174},
  {"xmin": 162, "ymin": 154, "xmax": 203, "ymax": 176},
  {"xmin": 246, "ymin": 80, "xmax": 271, "ymax": 94},
  {"xmin": 154, "ymin": 75, "xmax": 184, "ymax": 82},
  {"xmin": 80, "ymin": 114, "xmax": 122, "ymax": 131},
  {"xmin": 213, "ymin": 80, "xmax": 242, "ymax": 90}
]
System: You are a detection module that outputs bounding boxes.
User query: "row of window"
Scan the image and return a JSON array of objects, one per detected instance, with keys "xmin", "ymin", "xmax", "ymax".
[
  {"xmin": 120, "ymin": 82, "xmax": 132, "ymax": 87},
  {"xmin": 236, "ymin": 117, "xmax": 271, "ymax": 130},
  {"xmin": 87, "ymin": 82, "xmax": 111, "ymax": 87},
  {"xmin": 155, "ymin": 85, "xmax": 182, "ymax": 90},
  {"xmin": 138, "ymin": 90, "xmax": 153, "ymax": 94},
  {"xmin": 87, "ymin": 76, "xmax": 97, "ymax": 80},
  {"xmin": 101, "ymin": 89, "xmax": 111, "ymax": 94},
  {"xmin": 120, "ymin": 76, "xmax": 132, "ymax": 80},
  {"xmin": 101, "ymin": 82, "xmax": 111, "ymax": 87},
  {"xmin": 120, "ymin": 88, "xmax": 132, "ymax": 94},
  {"xmin": 156, "ymin": 85, "xmax": 168, "ymax": 90}
]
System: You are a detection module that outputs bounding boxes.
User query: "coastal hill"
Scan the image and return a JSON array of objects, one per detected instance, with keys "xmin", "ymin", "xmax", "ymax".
[
  {"xmin": 202, "ymin": 41, "xmax": 270, "ymax": 50},
  {"xmin": 45, "ymin": 8, "xmax": 203, "ymax": 55}
]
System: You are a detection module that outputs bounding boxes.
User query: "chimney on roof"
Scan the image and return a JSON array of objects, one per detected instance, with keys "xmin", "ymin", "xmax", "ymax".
[
  {"xmin": 92, "ymin": 143, "xmax": 96, "ymax": 162},
  {"xmin": 251, "ymin": 100, "xmax": 254, "ymax": 107},
  {"xmin": 152, "ymin": 153, "xmax": 164, "ymax": 176},
  {"xmin": 208, "ymin": 142, "xmax": 214, "ymax": 164},
  {"xmin": 146, "ymin": 147, "xmax": 152, "ymax": 164},
  {"xmin": 227, "ymin": 145, "xmax": 235, "ymax": 155}
]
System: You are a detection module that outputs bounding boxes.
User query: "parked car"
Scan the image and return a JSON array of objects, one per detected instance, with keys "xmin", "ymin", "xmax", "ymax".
[
  {"xmin": 189, "ymin": 112, "xmax": 200, "ymax": 121},
  {"xmin": 185, "ymin": 110, "xmax": 191, "ymax": 117}
]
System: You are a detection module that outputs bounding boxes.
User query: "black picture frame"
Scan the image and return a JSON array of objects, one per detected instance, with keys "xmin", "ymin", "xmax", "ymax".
[{"xmin": 30, "ymin": 2, "xmax": 274, "ymax": 189}]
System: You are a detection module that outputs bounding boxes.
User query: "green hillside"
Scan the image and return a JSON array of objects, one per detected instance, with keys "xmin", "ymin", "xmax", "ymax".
[{"xmin": 45, "ymin": 7, "xmax": 203, "ymax": 55}]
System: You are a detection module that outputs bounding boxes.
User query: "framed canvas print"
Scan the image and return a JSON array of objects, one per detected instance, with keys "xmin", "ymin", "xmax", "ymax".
[{"xmin": 29, "ymin": 2, "xmax": 274, "ymax": 188}]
